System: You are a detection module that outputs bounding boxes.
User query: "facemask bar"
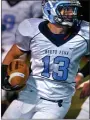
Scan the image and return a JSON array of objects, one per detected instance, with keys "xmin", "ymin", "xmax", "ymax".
[{"xmin": 56, "ymin": 5, "xmax": 79, "ymax": 22}]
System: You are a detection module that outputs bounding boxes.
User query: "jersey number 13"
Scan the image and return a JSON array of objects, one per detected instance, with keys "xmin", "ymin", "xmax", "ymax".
[{"xmin": 41, "ymin": 56, "xmax": 70, "ymax": 81}]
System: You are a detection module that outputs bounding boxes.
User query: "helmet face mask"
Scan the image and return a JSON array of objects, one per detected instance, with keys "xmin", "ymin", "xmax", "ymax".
[
  {"xmin": 42, "ymin": 0, "xmax": 82, "ymax": 27},
  {"xmin": 56, "ymin": 5, "xmax": 79, "ymax": 22}
]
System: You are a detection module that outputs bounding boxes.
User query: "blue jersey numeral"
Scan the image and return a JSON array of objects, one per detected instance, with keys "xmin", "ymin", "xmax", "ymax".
[
  {"xmin": 41, "ymin": 56, "xmax": 50, "ymax": 78},
  {"xmin": 3, "ymin": 14, "xmax": 15, "ymax": 30},
  {"xmin": 41, "ymin": 56, "xmax": 70, "ymax": 81}
]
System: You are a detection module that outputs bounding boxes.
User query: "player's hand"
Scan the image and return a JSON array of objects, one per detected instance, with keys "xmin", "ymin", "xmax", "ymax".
[
  {"xmin": 2, "ymin": 75, "xmax": 24, "ymax": 91},
  {"xmin": 1, "ymin": 64, "xmax": 24, "ymax": 91},
  {"xmin": 75, "ymin": 73, "xmax": 83, "ymax": 89},
  {"xmin": 80, "ymin": 81, "xmax": 90, "ymax": 99}
]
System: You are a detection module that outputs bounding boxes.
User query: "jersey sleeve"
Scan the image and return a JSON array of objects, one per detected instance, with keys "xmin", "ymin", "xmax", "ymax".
[
  {"xmin": 15, "ymin": 19, "xmax": 33, "ymax": 51},
  {"xmin": 80, "ymin": 21, "xmax": 90, "ymax": 55}
]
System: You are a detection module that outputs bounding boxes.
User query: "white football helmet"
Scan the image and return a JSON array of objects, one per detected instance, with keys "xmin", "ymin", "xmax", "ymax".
[{"xmin": 42, "ymin": 0, "xmax": 82, "ymax": 27}]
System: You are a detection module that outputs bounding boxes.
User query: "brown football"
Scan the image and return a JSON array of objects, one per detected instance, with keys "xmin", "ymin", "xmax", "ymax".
[{"xmin": 7, "ymin": 59, "xmax": 29, "ymax": 87}]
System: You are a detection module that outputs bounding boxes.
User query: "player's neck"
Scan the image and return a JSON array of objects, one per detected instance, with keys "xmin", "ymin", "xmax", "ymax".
[{"xmin": 48, "ymin": 22, "xmax": 68, "ymax": 34}]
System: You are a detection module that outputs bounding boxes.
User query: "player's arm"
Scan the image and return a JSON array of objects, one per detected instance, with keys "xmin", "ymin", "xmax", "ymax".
[
  {"xmin": 79, "ymin": 80, "xmax": 90, "ymax": 99},
  {"xmin": 79, "ymin": 61, "xmax": 89, "ymax": 78},
  {"xmin": 3, "ymin": 44, "xmax": 24, "ymax": 65},
  {"xmin": 2, "ymin": 19, "xmax": 32, "ymax": 91},
  {"xmin": 76, "ymin": 19, "xmax": 90, "ymax": 98},
  {"xmin": 75, "ymin": 57, "xmax": 89, "ymax": 88},
  {"xmin": 75, "ymin": 59, "xmax": 90, "ymax": 98},
  {"xmin": 77, "ymin": 56, "xmax": 89, "ymax": 78},
  {"xmin": 2, "ymin": 44, "xmax": 25, "ymax": 91}
]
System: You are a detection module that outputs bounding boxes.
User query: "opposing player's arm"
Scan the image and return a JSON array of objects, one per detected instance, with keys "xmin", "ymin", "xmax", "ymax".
[{"xmin": 79, "ymin": 80, "xmax": 90, "ymax": 99}]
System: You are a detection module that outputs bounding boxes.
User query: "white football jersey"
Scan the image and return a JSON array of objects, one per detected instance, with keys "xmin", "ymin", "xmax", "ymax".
[
  {"xmin": 16, "ymin": 18, "xmax": 89, "ymax": 101},
  {"xmin": 2, "ymin": 0, "xmax": 42, "ymax": 61}
]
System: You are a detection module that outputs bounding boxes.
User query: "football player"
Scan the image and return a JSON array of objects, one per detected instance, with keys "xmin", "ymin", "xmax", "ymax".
[
  {"xmin": 1, "ymin": 0, "xmax": 42, "ymax": 101},
  {"xmin": 1, "ymin": 0, "xmax": 42, "ymax": 116},
  {"xmin": 2, "ymin": 0, "xmax": 89, "ymax": 119},
  {"xmin": 2, "ymin": 0, "xmax": 42, "ymax": 61}
]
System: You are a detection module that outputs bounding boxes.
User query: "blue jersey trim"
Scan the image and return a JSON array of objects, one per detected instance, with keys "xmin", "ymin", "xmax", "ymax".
[{"xmin": 29, "ymin": 32, "xmax": 41, "ymax": 50}]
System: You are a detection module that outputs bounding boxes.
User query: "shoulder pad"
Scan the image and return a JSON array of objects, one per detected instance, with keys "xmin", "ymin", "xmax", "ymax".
[
  {"xmin": 79, "ymin": 21, "xmax": 89, "ymax": 39},
  {"xmin": 18, "ymin": 18, "xmax": 44, "ymax": 38}
]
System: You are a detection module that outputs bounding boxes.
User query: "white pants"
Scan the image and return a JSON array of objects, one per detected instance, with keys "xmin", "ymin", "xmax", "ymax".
[
  {"xmin": 2, "ymin": 98, "xmax": 71, "ymax": 119},
  {"xmin": 77, "ymin": 98, "xmax": 89, "ymax": 119}
]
